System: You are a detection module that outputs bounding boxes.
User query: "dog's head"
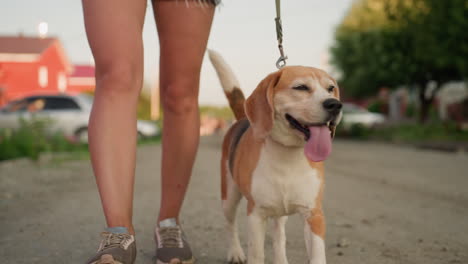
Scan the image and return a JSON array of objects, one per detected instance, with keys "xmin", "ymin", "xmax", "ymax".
[{"xmin": 245, "ymin": 66, "xmax": 342, "ymax": 161}]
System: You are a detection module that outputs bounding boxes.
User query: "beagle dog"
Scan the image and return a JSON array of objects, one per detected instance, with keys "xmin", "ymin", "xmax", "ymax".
[{"xmin": 208, "ymin": 50, "xmax": 342, "ymax": 264}]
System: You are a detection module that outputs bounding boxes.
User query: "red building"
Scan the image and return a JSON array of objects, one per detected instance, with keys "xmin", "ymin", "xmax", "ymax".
[
  {"xmin": 0, "ymin": 36, "xmax": 95, "ymax": 106},
  {"xmin": 67, "ymin": 65, "xmax": 96, "ymax": 94}
]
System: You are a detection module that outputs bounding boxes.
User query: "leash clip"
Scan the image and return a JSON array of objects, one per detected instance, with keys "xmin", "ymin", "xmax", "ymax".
[
  {"xmin": 276, "ymin": 55, "xmax": 288, "ymax": 69},
  {"xmin": 276, "ymin": 44, "xmax": 288, "ymax": 69}
]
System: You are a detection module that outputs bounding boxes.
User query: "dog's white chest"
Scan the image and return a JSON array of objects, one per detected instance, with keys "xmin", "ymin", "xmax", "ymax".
[{"xmin": 250, "ymin": 142, "xmax": 321, "ymax": 217}]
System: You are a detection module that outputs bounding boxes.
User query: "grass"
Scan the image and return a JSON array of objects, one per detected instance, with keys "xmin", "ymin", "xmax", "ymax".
[
  {"xmin": 336, "ymin": 122, "xmax": 468, "ymax": 143},
  {"xmin": 138, "ymin": 134, "xmax": 162, "ymax": 145}
]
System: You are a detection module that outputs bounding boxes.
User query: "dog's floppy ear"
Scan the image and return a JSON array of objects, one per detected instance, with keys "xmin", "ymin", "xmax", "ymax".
[
  {"xmin": 333, "ymin": 83, "xmax": 341, "ymax": 100},
  {"xmin": 245, "ymin": 71, "xmax": 281, "ymax": 139}
]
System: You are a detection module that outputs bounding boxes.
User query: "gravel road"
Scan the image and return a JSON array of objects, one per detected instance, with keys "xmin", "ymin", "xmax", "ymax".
[{"xmin": 1, "ymin": 136, "xmax": 467, "ymax": 264}]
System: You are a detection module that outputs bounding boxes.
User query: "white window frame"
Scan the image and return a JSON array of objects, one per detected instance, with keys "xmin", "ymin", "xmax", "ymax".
[
  {"xmin": 38, "ymin": 66, "xmax": 48, "ymax": 88},
  {"xmin": 57, "ymin": 72, "xmax": 67, "ymax": 92}
]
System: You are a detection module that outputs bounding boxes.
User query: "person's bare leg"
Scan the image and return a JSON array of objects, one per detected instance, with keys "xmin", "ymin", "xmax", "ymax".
[
  {"xmin": 82, "ymin": 0, "xmax": 147, "ymax": 235},
  {"xmin": 152, "ymin": 1, "xmax": 215, "ymax": 222}
]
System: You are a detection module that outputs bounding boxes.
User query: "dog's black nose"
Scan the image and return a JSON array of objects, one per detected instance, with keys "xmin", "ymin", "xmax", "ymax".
[{"xmin": 322, "ymin": 99, "xmax": 342, "ymax": 114}]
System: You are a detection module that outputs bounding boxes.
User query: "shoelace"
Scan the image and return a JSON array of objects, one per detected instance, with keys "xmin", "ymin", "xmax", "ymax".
[
  {"xmin": 158, "ymin": 227, "xmax": 182, "ymax": 248},
  {"xmin": 99, "ymin": 232, "xmax": 132, "ymax": 251}
]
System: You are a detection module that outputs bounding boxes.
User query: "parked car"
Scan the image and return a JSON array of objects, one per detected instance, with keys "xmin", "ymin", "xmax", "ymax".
[
  {"xmin": 0, "ymin": 94, "xmax": 159, "ymax": 142},
  {"xmin": 341, "ymin": 103, "xmax": 386, "ymax": 129}
]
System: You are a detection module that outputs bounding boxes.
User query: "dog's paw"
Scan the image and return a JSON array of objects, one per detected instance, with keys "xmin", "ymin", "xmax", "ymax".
[{"xmin": 227, "ymin": 246, "xmax": 246, "ymax": 264}]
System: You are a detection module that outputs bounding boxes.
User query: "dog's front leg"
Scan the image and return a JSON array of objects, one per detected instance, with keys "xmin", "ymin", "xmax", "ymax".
[
  {"xmin": 303, "ymin": 209, "xmax": 326, "ymax": 264},
  {"xmin": 273, "ymin": 216, "xmax": 289, "ymax": 264},
  {"xmin": 247, "ymin": 210, "xmax": 267, "ymax": 264}
]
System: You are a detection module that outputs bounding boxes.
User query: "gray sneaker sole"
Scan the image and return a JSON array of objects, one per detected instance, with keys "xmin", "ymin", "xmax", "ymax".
[
  {"xmin": 155, "ymin": 257, "xmax": 195, "ymax": 264},
  {"xmin": 90, "ymin": 254, "xmax": 124, "ymax": 264}
]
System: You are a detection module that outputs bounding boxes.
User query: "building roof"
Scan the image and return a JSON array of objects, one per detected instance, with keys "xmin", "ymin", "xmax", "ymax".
[
  {"xmin": 0, "ymin": 36, "xmax": 56, "ymax": 54},
  {"xmin": 0, "ymin": 35, "xmax": 72, "ymax": 73},
  {"xmin": 70, "ymin": 65, "xmax": 95, "ymax": 78}
]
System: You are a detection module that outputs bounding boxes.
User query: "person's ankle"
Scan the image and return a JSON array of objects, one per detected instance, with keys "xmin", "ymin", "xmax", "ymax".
[
  {"xmin": 158, "ymin": 218, "xmax": 178, "ymax": 228},
  {"xmin": 106, "ymin": 224, "xmax": 135, "ymax": 235},
  {"xmin": 106, "ymin": 226, "xmax": 129, "ymax": 234},
  {"xmin": 158, "ymin": 214, "xmax": 179, "ymax": 225}
]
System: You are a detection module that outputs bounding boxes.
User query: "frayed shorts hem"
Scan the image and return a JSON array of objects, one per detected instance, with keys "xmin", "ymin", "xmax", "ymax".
[{"xmin": 154, "ymin": 0, "xmax": 221, "ymax": 6}]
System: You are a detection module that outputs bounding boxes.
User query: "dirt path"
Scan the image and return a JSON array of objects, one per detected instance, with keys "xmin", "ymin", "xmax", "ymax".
[{"xmin": 1, "ymin": 136, "xmax": 467, "ymax": 264}]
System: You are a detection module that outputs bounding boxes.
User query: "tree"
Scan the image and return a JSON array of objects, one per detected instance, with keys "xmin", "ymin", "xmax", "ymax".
[{"xmin": 330, "ymin": 0, "xmax": 468, "ymax": 122}]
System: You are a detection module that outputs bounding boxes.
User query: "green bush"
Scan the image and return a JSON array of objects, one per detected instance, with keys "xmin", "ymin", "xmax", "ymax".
[
  {"xmin": 137, "ymin": 93, "xmax": 152, "ymax": 121},
  {"xmin": 367, "ymin": 100, "xmax": 383, "ymax": 113},
  {"xmin": 199, "ymin": 105, "xmax": 234, "ymax": 120},
  {"xmin": 405, "ymin": 103, "xmax": 416, "ymax": 118},
  {"xmin": 0, "ymin": 119, "xmax": 87, "ymax": 161},
  {"xmin": 376, "ymin": 123, "xmax": 468, "ymax": 142}
]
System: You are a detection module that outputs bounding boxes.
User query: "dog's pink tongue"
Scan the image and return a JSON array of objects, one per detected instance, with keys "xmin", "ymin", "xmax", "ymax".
[{"xmin": 304, "ymin": 126, "xmax": 332, "ymax": 162}]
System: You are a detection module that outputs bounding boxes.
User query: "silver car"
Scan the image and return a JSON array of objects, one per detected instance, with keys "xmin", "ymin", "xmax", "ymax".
[
  {"xmin": 0, "ymin": 94, "xmax": 159, "ymax": 142},
  {"xmin": 341, "ymin": 103, "xmax": 386, "ymax": 129}
]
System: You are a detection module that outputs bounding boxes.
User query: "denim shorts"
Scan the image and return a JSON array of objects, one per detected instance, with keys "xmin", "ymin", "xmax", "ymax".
[{"xmin": 156, "ymin": 0, "xmax": 221, "ymax": 6}]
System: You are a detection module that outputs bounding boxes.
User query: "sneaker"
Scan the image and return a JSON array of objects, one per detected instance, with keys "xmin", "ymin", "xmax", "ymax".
[
  {"xmin": 86, "ymin": 232, "xmax": 136, "ymax": 264},
  {"xmin": 154, "ymin": 218, "xmax": 195, "ymax": 264}
]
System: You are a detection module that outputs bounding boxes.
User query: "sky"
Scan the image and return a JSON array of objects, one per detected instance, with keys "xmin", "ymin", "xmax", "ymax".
[{"xmin": 1, "ymin": 0, "xmax": 354, "ymax": 106}]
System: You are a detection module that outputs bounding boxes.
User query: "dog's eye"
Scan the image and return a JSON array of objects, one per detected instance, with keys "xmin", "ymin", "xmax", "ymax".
[
  {"xmin": 327, "ymin": 85, "xmax": 335, "ymax": 93},
  {"xmin": 292, "ymin": 85, "xmax": 310, "ymax": 91}
]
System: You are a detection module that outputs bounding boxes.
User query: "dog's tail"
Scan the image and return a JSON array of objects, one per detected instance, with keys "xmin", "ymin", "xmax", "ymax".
[{"xmin": 208, "ymin": 49, "xmax": 246, "ymax": 120}]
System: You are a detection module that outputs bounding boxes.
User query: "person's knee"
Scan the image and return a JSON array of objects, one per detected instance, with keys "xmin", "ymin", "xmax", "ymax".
[
  {"xmin": 95, "ymin": 63, "xmax": 142, "ymax": 98},
  {"xmin": 162, "ymin": 80, "xmax": 199, "ymax": 115}
]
